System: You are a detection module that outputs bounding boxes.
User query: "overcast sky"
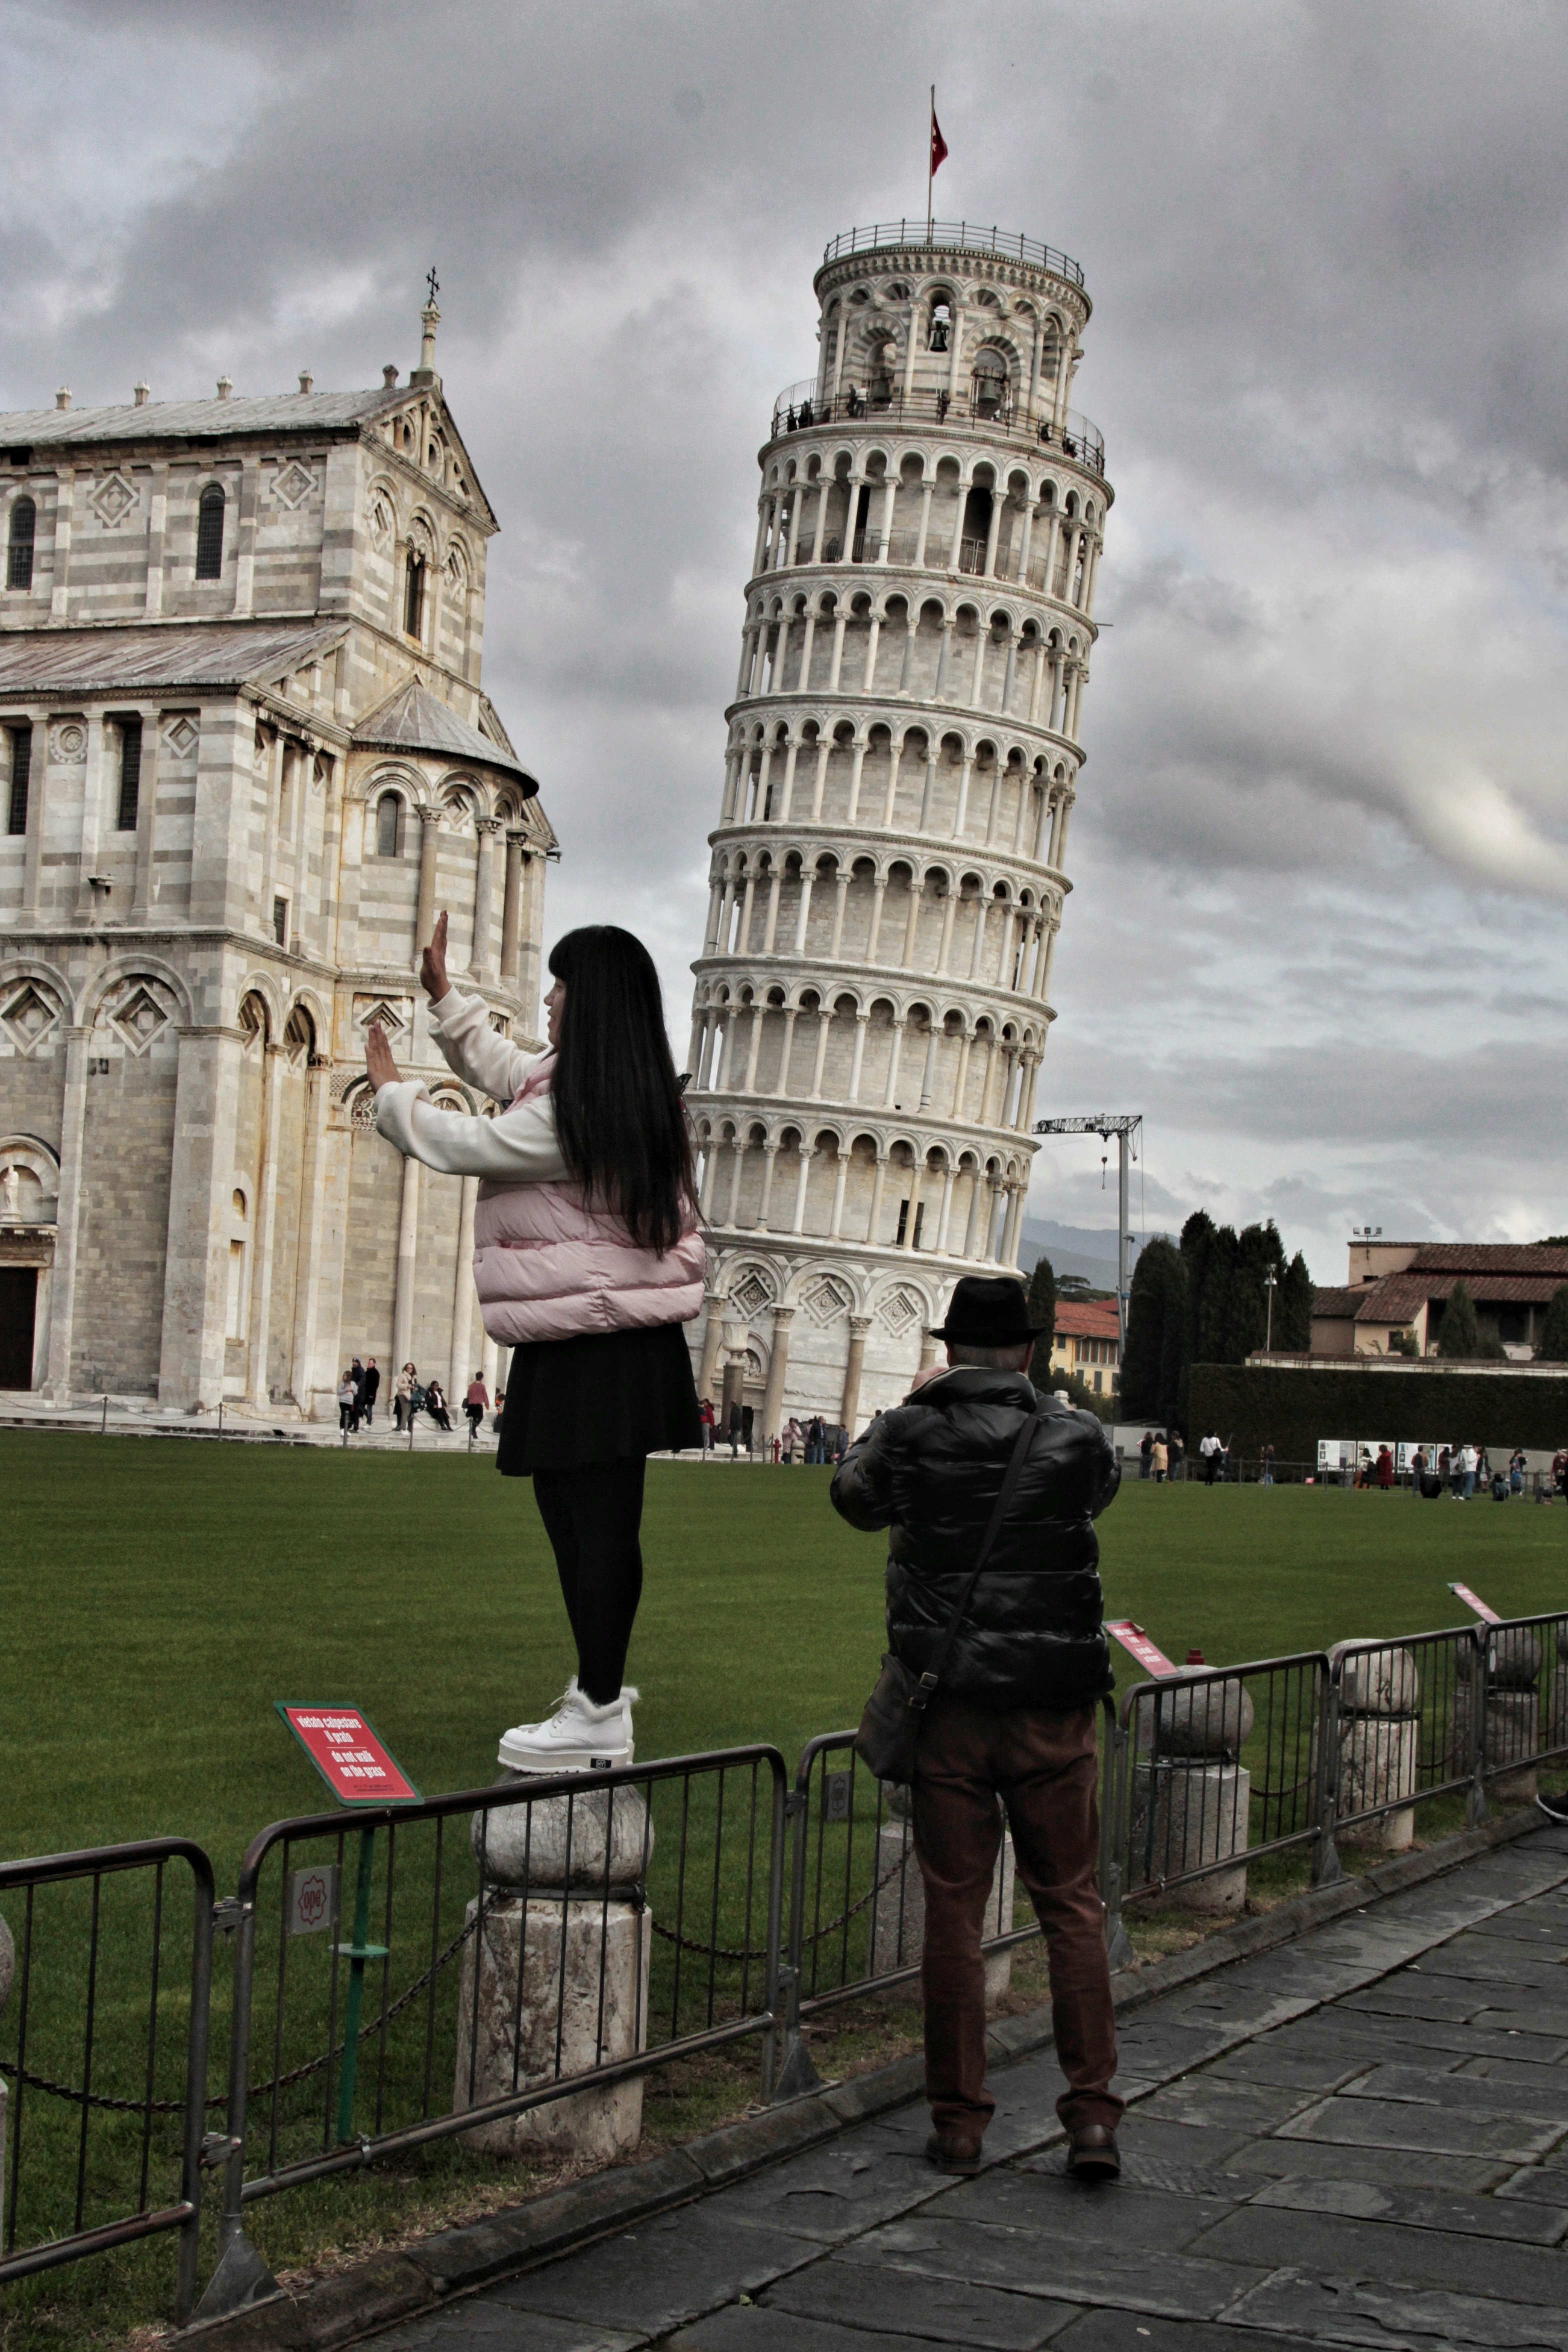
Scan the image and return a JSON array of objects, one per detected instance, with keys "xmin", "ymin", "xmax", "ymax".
[{"xmin": 5, "ymin": 0, "xmax": 1567, "ymax": 1283}]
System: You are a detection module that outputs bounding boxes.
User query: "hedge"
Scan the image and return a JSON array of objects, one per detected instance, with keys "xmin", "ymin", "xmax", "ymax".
[{"xmin": 1188, "ymin": 1362, "xmax": 1568, "ymax": 1458}]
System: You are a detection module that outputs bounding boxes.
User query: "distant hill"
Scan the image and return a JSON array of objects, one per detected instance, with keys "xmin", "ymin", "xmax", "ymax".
[{"xmin": 1019, "ymin": 1218, "xmax": 1165, "ymax": 1292}]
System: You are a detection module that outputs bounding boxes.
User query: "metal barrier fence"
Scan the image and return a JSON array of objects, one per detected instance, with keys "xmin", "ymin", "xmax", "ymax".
[
  {"xmin": 0, "ymin": 1838, "xmax": 214, "ymax": 2323},
  {"xmin": 198, "ymin": 1746, "xmax": 787, "ymax": 2316},
  {"xmin": 4, "ymin": 1626, "xmax": 1568, "ymax": 2320}
]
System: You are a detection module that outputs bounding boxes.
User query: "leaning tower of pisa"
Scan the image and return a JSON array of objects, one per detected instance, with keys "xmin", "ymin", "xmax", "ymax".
[{"xmin": 684, "ymin": 221, "xmax": 1111, "ymax": 1443}]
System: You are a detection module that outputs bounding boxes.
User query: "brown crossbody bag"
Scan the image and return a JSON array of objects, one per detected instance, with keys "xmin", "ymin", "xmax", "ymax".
[{"xmin": 854, "ymin": 1400, "xmax": 1044, "ymax": 1784}]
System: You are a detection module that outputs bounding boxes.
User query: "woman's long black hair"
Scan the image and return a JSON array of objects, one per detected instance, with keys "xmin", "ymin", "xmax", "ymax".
[{"xmin": 547, "ymin": 926, "xmax": 695, "ymax": 1254}]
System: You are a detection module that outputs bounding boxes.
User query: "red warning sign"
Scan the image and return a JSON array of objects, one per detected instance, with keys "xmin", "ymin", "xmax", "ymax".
[
  {"xmin": 275, "ymin": 1705, "xmax": 419, "ymax": 1804},
  {"xmin": 1448, "ymin": 1582, "xmax": 1502, "ymax": 1626},
  {"xmin": 1106, "ymin": 1620, "xmax": 1180, "ymax": 1678}
]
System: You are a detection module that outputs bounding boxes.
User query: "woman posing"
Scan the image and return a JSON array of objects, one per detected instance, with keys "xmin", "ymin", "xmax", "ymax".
[{"xmin": 365, "ymin": 914, "xmax": 704, "ymax": 1771}]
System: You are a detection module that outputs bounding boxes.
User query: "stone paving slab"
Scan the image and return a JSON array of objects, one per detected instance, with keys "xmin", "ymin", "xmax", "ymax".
[{"xmin": 367, "ymin": 1821, "xmax": 1568, "ymax": 2352}]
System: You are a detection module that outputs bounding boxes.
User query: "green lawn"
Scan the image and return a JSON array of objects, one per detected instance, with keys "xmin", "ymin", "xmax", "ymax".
[
  {"xmin": 2, "ymin": 1432, "xmax": 1564, "ymax": 1871},
  {"xmin": 1, "ymin": 1433, "xmax": 1565, "ymax": 2349}
]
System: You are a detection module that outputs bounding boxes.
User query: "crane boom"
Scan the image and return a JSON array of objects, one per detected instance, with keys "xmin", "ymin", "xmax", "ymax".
[{"xmin": 1031, "ymin": 1113, "xmax": 1144, "ymax": 1355}]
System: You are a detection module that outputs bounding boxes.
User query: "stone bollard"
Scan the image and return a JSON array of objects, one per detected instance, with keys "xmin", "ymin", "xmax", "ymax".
[
  {"xmin": 1130, "ymin": 1675, "xmax": 1253, "ymax": 1916},
  {"xmin": 868, "ymin": 1788, "xmax": 1016, "ymax": 2008},
  {"xmin": 453, "ymin": 1776, "xmax": 652, "ymax": 2160},
  {"xmin": 1454, "ymin": 1629, "xmax": 1542, "ymax": 1802},
  {"xmin": 1330, "ymin": 1642, "xmax": 1420, "ymax": 1851}
]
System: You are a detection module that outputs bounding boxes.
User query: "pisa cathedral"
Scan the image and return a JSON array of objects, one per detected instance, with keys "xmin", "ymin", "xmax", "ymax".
[
  {"xmin": 0, "ymin": 298, "xmax": 555, "ymax": 1414},
  {"xmin": 685, "ymin": 224, "xmax": 1111, "ymax": 1440}
]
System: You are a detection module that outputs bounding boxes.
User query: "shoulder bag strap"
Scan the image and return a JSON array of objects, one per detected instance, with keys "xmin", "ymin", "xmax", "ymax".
[{"xmin": 910, "ymin": 1398, "xmax": 1045, "ymax": 1710}]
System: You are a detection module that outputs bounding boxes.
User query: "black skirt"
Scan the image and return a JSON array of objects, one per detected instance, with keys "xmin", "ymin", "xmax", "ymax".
[{"xmin": 496, "ymin": 1320, "xmax": 703, "ymax": 1474}]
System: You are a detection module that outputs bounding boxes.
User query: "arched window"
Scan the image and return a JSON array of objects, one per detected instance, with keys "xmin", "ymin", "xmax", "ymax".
[
  {"xmin": 971, "ymin": 352, "xmax": 1010, "ymax": 420},
  {"xmin": 6, "ymin": 497, "xmax": 34, "ymax": 592},
  {"xmin": 195, "ymin": 484, "xmax": 225, "ymax": 580},
  {"xmin": 403, "ymin": 550, "xmax": 425, "ymax": 638},
  {"xmin": 929, "ymin": 298, "xmax": 952, "ymax": 354},
  {"xmin": 375, "ymin": 791, "xmax": 402, "ymax": 858}
]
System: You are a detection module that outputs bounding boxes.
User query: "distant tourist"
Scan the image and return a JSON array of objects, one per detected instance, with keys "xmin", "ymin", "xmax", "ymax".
[
  {"xmin": 829, "ymin": 1274, "xmax": 1124, "ymax": 2182},
  {"xmin": 394, "ymin": 1362, "xmax": 416, "ymax": 1432},
  {"xmin": 1376, "ymin": 1445, "xmax": 1395, "ymax": 1490},
  {"xmin": 807, "ymin": 1414, "xmax": 826, "ymax": 1464},
  {"xmin": 1150, "ymin": 1432, "xmax": 1167, "ymax": 1482},
  {"xmin": 361, "ymin": 1357, "xmax": 381, "ymax": 1426},
  {"xmin": 1167, "ymin": 1430, "xmax": 1185, "ymax": 1480},
  {"xmin": 1139, "ymin": 1430, "xmax": 1153, "ymax": 1480},
  {"xmin": 366, "ymin": 913, "xmax": 703, "ymax": 1774},
  {"xmin": 1260, "ymin": 1440, "xmax": 1276, "ymax": 1487},
  {"xmin": 464, "ymin": 1372, "xmax": 489, "ymax": 1438},
  {"xmin": 698, "ymin": 1396, "xmax": 716, "ymax": 1452},
  {"xmin": 1511, "ymin": 1448, "xmax": 1527, "ymax": 1496},
  {"xmin": 1554, "ymin": 1444, "xmax": 1568, "ymax": 1500},
  {"xmin": 728, "ymin": 1400, "xmax": 743, "ymax": 1458},
  {"xmin": 741, "ymin": 1402, "xmax": 755, "ymax": 1454},
  {"xmin": 424, "ymin": 1377, "xmax": 452, "ymax": 1432},
  {"xmin": 1199, "ymin": 1429, "xmax": 1223, "ymax": 1486},
  {"xmin": 784, "ymin": 1416, "xmax": 803, "ymax": 1463},
  {"xmin": 1459, "ymin": 1441, "xmax": 1479, "ymax": 1500},
  {"xmin": 337, "ymin": 1371, "xmax": 356, "ymax": 1434},
  {"xmin": 492, "ymin": 1387, "xmax": 506, "ymax": 1433}
]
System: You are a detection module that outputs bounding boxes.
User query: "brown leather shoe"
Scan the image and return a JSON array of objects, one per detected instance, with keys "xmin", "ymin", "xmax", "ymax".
[
  {"xmin": 926, "ymin": 2130, "xmax": 985, "ymax": 2175},
  {"xmin": 1066, "ymin": 2124, "xmax": 1121, "ymax": 2180}
]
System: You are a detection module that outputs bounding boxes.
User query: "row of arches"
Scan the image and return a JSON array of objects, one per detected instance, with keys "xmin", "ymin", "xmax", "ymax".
[
  {"xmin": 752, "ymin": 452, "xmax": 1101, "ymax": 609},
  {"xmin": 817, "ymin": 269, "xmax": 1084, "ymax": 443},
  {"xmin": 365, "ymin": 764, "xmax": 535, "ymax": 856},
  {"xmin": 698, "ymin": 858, "xmax": 1060, "ymax": 1002},
  {"xmin": 694, "ymin": 1119, "xmax": 1034, "ymax": 1267},
  {"xmin": 365, "ymin": 472, "xmax": 476, "ymax": 674},
  {"xmin": 688, "ymin": 988, "xmax": 1048, "ymax": 1136},
  {"xmin": 717, "ymin": 722, "xmax": 1076, "ymax": 866},
  {"xmin": 734, "ymin": 598, "xmax": 1090, "ymax": 738}
]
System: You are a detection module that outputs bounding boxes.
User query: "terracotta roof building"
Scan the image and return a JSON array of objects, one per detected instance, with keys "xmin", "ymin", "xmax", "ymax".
[
  {"xmin": 1309, "ymin": 1241, "xmax": 1568, "ymax": 1361},
  {"xmin": 1046, "ymin": 1295, "xmax": 1121, "ymax": 1394}
]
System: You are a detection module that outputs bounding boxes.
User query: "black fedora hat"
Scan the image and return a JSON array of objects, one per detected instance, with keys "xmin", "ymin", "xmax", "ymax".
[{"xmin": 929, "ymin": 1275, "xmax": 1048, "ymax": 1346}]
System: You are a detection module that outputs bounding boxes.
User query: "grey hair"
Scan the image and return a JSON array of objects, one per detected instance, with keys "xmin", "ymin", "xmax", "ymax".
[{"xmin": 947, "ymin": 1340, "xmax": 1033, "ymax": 1372}]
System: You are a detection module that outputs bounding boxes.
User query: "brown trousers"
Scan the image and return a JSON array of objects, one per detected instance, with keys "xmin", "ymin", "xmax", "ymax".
[{"xmin": 912, "ymin": 1694, "xmax": 1122, "ymax": 2141}]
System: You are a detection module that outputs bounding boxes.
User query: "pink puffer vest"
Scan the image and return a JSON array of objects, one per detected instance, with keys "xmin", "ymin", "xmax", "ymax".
[{"xmin": 471, "ymin": 1055, "xmax": 706, "ymax": 1346}]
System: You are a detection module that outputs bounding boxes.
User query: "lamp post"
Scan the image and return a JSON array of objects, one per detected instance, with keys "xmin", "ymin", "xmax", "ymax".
[{"xmin": 1264, "ymin": 1268, "xmax": 1277, "ymax": 1354}]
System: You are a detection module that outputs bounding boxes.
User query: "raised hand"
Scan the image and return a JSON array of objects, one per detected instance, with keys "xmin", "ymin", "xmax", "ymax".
[
  {"xmin": 365, "ymin": 1020, "xmax": 401, "ymax": 1090},
  {"xmin": 420, "ymin": 910, "xmax": 450, "ymax": 1002}
]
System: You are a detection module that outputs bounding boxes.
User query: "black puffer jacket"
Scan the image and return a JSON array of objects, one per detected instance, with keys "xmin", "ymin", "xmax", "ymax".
[{"xmin": 831, "ymin": 1368, "xmax": 1119, "ymax": 1712}]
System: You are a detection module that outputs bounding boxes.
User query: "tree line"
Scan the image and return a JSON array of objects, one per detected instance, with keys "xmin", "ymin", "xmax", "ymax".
[{"xmin": 1120, "ymin": 1212, "xmax": 1313, "ymax": 1432}]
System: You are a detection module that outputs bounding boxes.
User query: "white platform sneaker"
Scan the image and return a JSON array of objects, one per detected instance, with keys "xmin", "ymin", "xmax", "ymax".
[{"xmin": 498, "ymin": 1681, "xmax": 638, "ymax": 1773}]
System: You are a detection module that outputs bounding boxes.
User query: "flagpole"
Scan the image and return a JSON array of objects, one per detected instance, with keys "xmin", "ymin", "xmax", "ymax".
[{"xmin": 927, "ymin": 84, "xmax": 935, "ymax": 244}]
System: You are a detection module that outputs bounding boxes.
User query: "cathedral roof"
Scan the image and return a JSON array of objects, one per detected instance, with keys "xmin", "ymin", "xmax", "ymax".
[
  {"xmin": 351, "ymin": 680, "xmax": 539, "ymax": 796},
  {"xmin": 0, "ymin": 389, "xmax": 404, "ymax": 445},
  {"xmin": 0, "ymin": 618, "xmax": 348, "ymax": 699}
]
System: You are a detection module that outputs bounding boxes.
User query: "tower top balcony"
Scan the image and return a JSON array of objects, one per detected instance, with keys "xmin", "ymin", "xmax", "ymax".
[{"xmin": 818, "ymin": 222, "xmax": 1086, "ymax": 290}]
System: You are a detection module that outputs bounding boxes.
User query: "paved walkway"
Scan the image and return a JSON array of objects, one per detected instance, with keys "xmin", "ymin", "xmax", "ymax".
[{"xmin": 371, "ymin": 1820, "xmax": 1568, "ymax": 2352}]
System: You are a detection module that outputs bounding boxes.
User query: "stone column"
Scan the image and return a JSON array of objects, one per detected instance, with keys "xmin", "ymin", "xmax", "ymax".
[
  {"xmin": 471, "ymin": 818, "xmax": 501, "ymax": 978},
  {"xmin": 696, "ymin": 1291, "xmax": 726, "ymax": 1400},
  {"xmin": 157, "ymin": 1026, "xmax": 245, "ymax": 1412},
  {"xmin": 449, "ymin": 1174, "xmax": 479, "ymax": 1404},
  {"xmin": 287, "ymin": 1056, "xmax": 334, "ymax": 1414},
  {"xmin": 840, "ymin": 1314, "xmax": 873, "ymax": 1437},
  {"xmin": 247, "ymin": 1042, "xmax": 285, "ymax": 1405},
  {"xmin": 391, "ymin": 1151, "xmax": 421, "ymax": 1372},
  {"xmin": 760, "ymin": 1305, "xmax": 794, "ymax": 1444},
  {"xmin": 414, "ymin": 804, "xmax": 442, "ymax": 960},
  {"xmin": 43, "ymin": 1026, "xmax": 90, "ymax": 1398}
]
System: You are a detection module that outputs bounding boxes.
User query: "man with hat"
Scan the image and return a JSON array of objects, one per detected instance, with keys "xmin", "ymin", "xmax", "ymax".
[{"xmin": 831, "ymin": 1273, "xmax": 1123, "ymax": 2180}]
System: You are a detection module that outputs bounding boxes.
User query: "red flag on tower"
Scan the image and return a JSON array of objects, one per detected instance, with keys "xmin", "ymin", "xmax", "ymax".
[{"xmin": 930, "ymin": 102, "xmax": 948, "ymax": 180}]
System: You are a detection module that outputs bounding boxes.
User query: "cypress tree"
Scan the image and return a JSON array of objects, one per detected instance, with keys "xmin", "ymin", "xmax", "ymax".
[
  {"xmin": 1279, "ymin": 1251, "xmax": 1314, "ymax": 1350},
  {"xmin": 1157, "ymin": 1250, "xmax": 1189, "ymax": 1430},
  {"xmin": 1177, "ymin": 1210, "xmax": 1217, "ymax": 1432},
  {"xmin": 1537, "ymin": 1285, "xmax": 1568, "ymax": 1362},
  {"xmin": 1025, "ymin": 1254, "xmax": 1056, "ymax": 1357},
  {"xmin": 1437, "ymin": 1280, "xmax": 1480, "ymax": 1359},
  {"xmin": 1122, "ymin": 1237, "xmax": 1178, "ymax": 1418}
]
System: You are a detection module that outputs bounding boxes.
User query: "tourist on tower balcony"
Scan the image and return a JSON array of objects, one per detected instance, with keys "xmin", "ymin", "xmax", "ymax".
[
  {"xmin": 366, "ymin": 912, "xmax": 703, "ymax": 1773},
  {"xmin": 829, "ymin": 1274, "xmax": 1124, "ymax": 2183}
]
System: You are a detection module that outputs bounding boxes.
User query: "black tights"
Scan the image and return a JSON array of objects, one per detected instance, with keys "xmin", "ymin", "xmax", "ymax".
[{"xmin": 531, "ymin": 1456, "xmax": 647, "ymax": 1704}]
